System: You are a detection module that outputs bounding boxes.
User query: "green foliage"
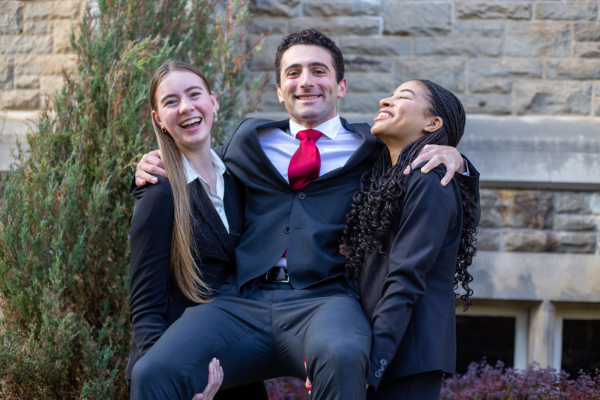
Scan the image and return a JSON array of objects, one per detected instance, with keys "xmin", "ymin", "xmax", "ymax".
[{"xmin": 0, "ymin": 0, "xmax": 265, "ymax": 398}]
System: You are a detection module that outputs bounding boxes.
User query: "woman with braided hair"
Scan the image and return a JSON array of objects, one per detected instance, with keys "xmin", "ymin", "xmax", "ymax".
[{"xmin": 341, "ymin": 79, "xmax": 477, "ymax": 399}]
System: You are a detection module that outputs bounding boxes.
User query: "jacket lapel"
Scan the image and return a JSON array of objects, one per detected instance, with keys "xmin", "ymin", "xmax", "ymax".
[{"xmin": 189, "ymin": 179, "xmax": 235, "ymax": 259}]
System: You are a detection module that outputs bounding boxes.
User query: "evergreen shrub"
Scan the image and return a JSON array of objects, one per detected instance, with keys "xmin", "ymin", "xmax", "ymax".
[{"xmin": 0, "ymin": 0, "xmax": 265, "ymax": 398}]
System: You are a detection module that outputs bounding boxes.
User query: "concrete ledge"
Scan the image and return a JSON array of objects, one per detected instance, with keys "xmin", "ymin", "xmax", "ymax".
[{"xmin": 470, "ymin": 250, "xmax": 600, "ymax": 302}]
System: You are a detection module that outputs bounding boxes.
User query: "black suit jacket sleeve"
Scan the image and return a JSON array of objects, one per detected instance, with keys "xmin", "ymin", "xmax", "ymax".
[
  {"xmin": 366, "ymin": 166, "xmax": 461, "ymax": 389},
  {"xmin": 457, "ymin": 156, "xmax": 481, "ymax": 225},
  {"xmin": 129, "ymin": 175, "xmax": 174, "ymax": 358}
]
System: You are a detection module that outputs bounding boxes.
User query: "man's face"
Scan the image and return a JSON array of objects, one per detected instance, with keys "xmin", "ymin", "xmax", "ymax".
[{"xmin": 277, "ymin": 44, "xmax": 347, "ymax": 129}]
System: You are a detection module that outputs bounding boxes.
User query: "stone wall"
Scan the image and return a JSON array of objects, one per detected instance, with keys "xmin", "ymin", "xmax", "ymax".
[
  {"xmin": 0, "ymin": 0, "xmax": 83, "ymax": 169},
  {"xmin": 246, "ymin": 0, "xmax": 600, "ymax": 118}
]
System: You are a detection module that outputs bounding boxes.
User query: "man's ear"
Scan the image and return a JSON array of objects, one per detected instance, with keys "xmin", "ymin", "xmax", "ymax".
[
  {"xmin": 277, "ymin": 85, "xmax": 284, "ymax": 104},
  {"xmin": 337, "ymin": 78, "xmax": 347, "ymax": 99}
]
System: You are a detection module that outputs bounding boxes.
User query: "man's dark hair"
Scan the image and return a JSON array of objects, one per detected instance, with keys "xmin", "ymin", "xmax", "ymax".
[{"xmin": 274, "ymin": 29, "xmax": 345, "ymax": 85}]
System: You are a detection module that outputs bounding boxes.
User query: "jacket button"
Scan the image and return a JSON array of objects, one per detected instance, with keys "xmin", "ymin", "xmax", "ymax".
[
  {"xmin": 380, "ymin": 359, "xmax": 387, "ymax": 366},
  {"xmin": 284, "ymin": 226, "xmax": 289, "ymax": 234},
  {"xmin": 298, "ymin": 192, "xmax": 306, "ymax": 200},
  {"xmin": 374, "ymin": 371, "xmax": 382, "ymax": 378}
]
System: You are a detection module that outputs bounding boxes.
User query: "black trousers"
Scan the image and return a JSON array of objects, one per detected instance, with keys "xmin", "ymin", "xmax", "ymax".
[
  {"xmin": 131, "ymin": 281, "xmax": 372, "ymax": 400},
  {"xmin": 367, "ymin": 370, "xmax": 443, "ymax": 400}
]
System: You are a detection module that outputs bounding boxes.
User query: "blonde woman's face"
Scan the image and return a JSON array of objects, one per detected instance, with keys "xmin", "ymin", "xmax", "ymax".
[{"xmin": 152, "ymin": 70, "xmax": 218, "ymax": 152}]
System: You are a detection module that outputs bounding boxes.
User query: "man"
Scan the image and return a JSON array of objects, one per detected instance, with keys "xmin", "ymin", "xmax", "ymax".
[{"xmin": 131, "ymin": 29, "xmax": 479, "ymax": 399}]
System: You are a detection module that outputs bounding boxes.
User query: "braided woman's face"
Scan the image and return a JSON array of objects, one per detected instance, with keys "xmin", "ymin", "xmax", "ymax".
[{"xmin": 371, "ymin": 80, "xmax": 440, "ymax": 152}]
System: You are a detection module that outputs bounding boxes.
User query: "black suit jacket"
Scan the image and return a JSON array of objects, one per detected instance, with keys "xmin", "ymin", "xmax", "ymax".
[
  {"xmin": 359, "ymin": 165, "xmax": 465, "ymax": 390},
  {"xmin": 217, "ymin": 117, "xmax": 383, "ymax": 295},
  {"xmin": 125, "ymin": 174, "xmax": 243, "ymax": 380}
]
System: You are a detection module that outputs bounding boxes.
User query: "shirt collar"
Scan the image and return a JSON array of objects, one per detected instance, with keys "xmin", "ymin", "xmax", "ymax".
[
  {"xmin": 182, "ymin": 148, "xmax": 226, "ymax": 184},
  {"xmin": 289, "ymin": 114, "xmax": 342, "ymax": 140}
]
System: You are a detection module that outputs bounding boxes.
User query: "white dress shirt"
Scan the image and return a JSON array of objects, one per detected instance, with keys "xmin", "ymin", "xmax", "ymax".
[
  {"xmin": 258, "ymin": 115, "xmax": 365, "ymax": 183},
  {"xmin": 182, "ymin": 149, "xmax": 229, "ymax": 233}
]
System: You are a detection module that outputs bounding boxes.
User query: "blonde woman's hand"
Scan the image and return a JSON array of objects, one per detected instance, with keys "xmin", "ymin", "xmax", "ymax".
[{"xmin": 191, "ymin": 358, "xmax": 224, "ymax": 400}]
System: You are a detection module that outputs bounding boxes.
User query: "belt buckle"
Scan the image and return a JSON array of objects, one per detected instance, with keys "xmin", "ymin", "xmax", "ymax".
[{"xmin": 265, "ymin": 268, "xmax": 290, "ymax": 283}]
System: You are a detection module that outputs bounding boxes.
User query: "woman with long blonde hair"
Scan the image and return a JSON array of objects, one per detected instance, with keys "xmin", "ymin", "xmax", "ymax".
[{"xmin": 126, "ymin": 60, "xmax": 267, "ymax": 399}]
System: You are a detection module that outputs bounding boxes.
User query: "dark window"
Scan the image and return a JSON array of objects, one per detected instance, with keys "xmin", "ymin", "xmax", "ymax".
[
  {"xmin": 455, "ymin": 316, "xmax": 515, "ymax": 374},
  {"xmin": 561, "ymin": 319, "xmax": 600, "ymax": 377}
]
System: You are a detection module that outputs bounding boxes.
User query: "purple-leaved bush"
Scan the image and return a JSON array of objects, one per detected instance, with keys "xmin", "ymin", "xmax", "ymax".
[{"xmin": 441, "ymin": 360, "xmax": 600, "ymax": 400}]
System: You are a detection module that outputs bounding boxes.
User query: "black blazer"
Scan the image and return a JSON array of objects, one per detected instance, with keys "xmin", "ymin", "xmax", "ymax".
[
  {"xmin": 125, "ymin": 173, "xmax": 243, "ymax": 380},
  {"xmin": 217, "ymin": 117, "xmax": 383, "ymax": 295},
  {"xmin": 359, "ymin": 165, "xmax": 465, "ymax": 390}
]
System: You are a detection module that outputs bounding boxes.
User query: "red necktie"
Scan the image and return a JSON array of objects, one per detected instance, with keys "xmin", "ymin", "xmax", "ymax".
[{"xmin": 288, "ymin": 129, "xmax": 323, "ymax": 190}]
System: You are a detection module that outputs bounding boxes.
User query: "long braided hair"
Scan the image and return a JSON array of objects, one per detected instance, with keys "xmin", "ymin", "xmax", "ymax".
[{"xmin": 342, "ymin": 79, "xmax": 477, "ymax": 308}]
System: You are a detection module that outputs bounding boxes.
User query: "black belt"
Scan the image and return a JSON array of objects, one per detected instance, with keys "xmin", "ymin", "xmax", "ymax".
[{"xmin": 260, "ymin": 267, "xmax": 289, "ymax": 283}]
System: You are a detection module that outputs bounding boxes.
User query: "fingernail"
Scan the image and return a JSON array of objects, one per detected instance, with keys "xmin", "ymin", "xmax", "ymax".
[
  {"xmin": 422, "ymin": 168, "xmax": 428, "ymax": 173},
  {"xmin": 403, "ymin": 167, "xmax": 409, "ymax": 175},
  {"xmin": 441, "ymin": 179, "xmax": 447, "ymax": 186},
  {"xmin": 152, "ymin": 177, "xmax": 157, "ymax": 183}
]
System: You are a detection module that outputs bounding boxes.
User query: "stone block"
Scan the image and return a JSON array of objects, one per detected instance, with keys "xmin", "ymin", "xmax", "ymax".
[
  {"xmin": 453, "ymin": 20, "xmax": 504, "ymax": 38},
  {"xmin": 456, "ymin": 3, "xmax": 532, "ymax": 20},
  {"xmin": 23, "ymin": 21, "xmax": 53, "ymax": 34},
  {"xmin": 552, "ymin": 232, "xmax": 597, "ymax": 253},
  {"xmin": 0, "ymin": 2, "xmax": 23, "ymax": 34},
  {"xmin": 290, "ymin": 17, "xmax": 380, "ymax": 36},
  {"xmin": 16, "ymin": 75, "xmax": 39, "ymax": 89},
  {"xmin": 15, "ymin": 54, "xmax": 77, "ymax": 75},
  {"xmin": 590, "ymin": 193, "xmax": 600, "ymax": 214},
  {"xmin": 547, "ymin": 59, "xmax": 600, "ymax": 79},
  {"xmin": 535, "ymin": 2, "xmax": 597, "ymax": 21},
  {"xmin": 554, "ymin": 215, "xmax": 596, "ymax": 232},
  {"xmin": 515, "ymin": 81, "xmax": 591, "ymax": 115},
  {"xmin": 53, "ymin": 20, "xmax": 73, "ymax": 54},
  {"xmin": 503, "ymin": 191, "xmax": 553, "ymax": 229},
  {"xmin": 468, "ymin": 78, "xmax": 512, "ymax": 94},
  {"xmin": 255, "ymin": 91, "xmax": 285, "ymax": 112},
  {"xmin": 574, "ymin": 23, "xmax": 600, "ymax": 42},
  {"xmin": 477, "ymin": 228, "xmax": 501, "ymax": 251},
  {"xmin": 0, "ymin": 57, "xmax": 14, "ymax": 90},
  {"xmin": 458, "ymin": 94, "xmax": 512, "ymax": 115},
  {"xmin": 395, "ymin": 57, "xmax": 466, "ymax": 93},
  {"xmin": 574, "ymin": 42, "xmax": 600, "ymax": 58},
  {"xmin": 24, "ymin": 2, "xmax": 82, "ymax": 20},
  {"xmin": 468, "ymin": 58, "xmax": 543, "ymax": 78},
  {"xmin": 247, "ymin": 35, "xmax": 280, "ymax": 72},
  {"xmin": 40, "ymin": 75, "xmax": 64, "ymax": 95},
  {"xmin": 248, "ymin": 18, "xmax": 287, "ymax": 35},
  {"xmin": 250, "ymin": 0, "xmax": 301, "ymax": 17},
  {"xmin": 345, "ymin": 72, "xmax": 394, "ymax": 93},
  {"xmin": 383, "ymin": 2, "xmax": 451, "ymax": 36},
  {"xmin": 339, "ymin": 93, "xmax": 383, "ymax": 114},
  {"xmin": 506, "ymin": 22, "xmax": 570, "ymax": 57},
  {"xmin": 555, "ymin": 192, "xmax": 591, "ymax": 214},
  {"xmin": 304, "ymin": 0, "xmax": 379, "ymax": 17},
  {"xmin": 0, "ymin": 36, "xmax": 53, "ymax": 54},
  {"xmin": 339, "ymin": 37, "xmax": 411, "ymax": 56},
  {"xmin": 503, "ymin": 231, "xmax": 554, "ymax": 252},
  {"xmin": 480, "ymin": 189, "xmax": 503, "ymax": 228},
  {"xmin": 0, "ymin": 90, "xmax": 40, "ymax": 110},
  {"xmin": 345, "ymin": 56, "xmax": 392, "ymax": 73},
  {"xmin": 595, "ymin": 82, "xmax": 600, "ymax": 117},
  {"xmin": 415, "ymin": 38, "xmax": 503, "ymax": 57}
]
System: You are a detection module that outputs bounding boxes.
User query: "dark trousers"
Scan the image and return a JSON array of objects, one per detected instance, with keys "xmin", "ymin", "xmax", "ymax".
[
  {"xmin": 131, "ymin": 281, "xmax": 372, "ymax": 400},
  {"xmin": 367, "ymin": 370, "xmax": 443, "ymax": 400}
]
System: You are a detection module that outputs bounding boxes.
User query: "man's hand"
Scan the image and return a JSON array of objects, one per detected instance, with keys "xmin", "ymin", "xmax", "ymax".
[
  {"xmin": 403, "ymin": 144, "xmax": 466, "ymax": 186},
  {"xmin": 191, "ymin": 358, "xmax": 224, "ymax": 400},
  {"xmin": 135, "ymin": 150, "xmax": 167, "ymax": 186}
]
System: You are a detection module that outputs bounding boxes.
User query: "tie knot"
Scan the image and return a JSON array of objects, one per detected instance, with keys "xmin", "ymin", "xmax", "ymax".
[{"xmin": 297, "ymin": 129, "xmax": 323, "ymax": 143}]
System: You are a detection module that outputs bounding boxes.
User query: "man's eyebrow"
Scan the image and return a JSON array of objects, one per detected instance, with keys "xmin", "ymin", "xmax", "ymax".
[
  {"xmin": 283, "ymin": 62, "xmax": 330, "ymax": 74},
  {"xmin": 399, "ymin": 89, "xmax": 416, "ymax": 95}
]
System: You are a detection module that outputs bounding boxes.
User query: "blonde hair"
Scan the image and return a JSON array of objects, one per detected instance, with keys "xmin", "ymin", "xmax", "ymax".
[{"xmin": 149, "ymin": 60, "xmax": 213, "ymax": 303}]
